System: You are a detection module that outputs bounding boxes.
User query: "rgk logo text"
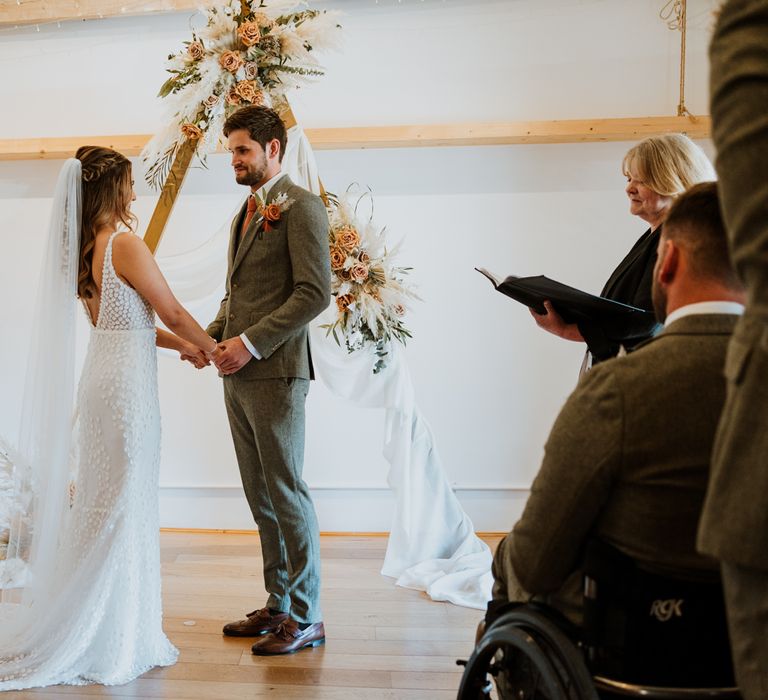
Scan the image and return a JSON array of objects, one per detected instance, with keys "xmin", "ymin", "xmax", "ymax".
[{"xmin": 650, "ymin": 599, "xmax": 684, "ymax": 622}]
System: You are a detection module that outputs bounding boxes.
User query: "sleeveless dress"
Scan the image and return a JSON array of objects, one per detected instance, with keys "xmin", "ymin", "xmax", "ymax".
[{"xmin": 0, "ymin": 231, "xmax": 178, "ymax": 690}]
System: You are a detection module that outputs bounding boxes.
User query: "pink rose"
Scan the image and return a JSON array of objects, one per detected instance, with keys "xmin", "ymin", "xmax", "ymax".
[
  {"xmin": 244, "ymin": 61, "xmax": 259, "ymax": 80},
  {"xmin": 351, "ymin": 262, "xmax": 369, "ymax": 282}
]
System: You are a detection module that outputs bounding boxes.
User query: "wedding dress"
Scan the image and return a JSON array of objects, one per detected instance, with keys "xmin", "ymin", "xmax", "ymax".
[{"xmin": 0, "ymin": 161, "xmax": 177, "ymax": 690}]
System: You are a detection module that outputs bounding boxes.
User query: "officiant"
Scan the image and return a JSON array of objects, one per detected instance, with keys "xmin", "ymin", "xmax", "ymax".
[{"xmin": 531, "ymin": 134, "xmax": 715, "ymax": 364}]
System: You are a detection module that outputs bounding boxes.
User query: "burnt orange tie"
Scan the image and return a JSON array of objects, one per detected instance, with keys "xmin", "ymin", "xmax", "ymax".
[{"xmin": 241, "ymin": 194, "xmax": 259, "ymax": 236}]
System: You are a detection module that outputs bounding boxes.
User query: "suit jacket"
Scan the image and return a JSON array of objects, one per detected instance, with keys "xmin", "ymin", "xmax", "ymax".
[
  {"xmin": 207, "ymin": 174, "xmax": 331, "ymax": 380},
  {"xmin": 582, "ymin": 227, "xmax": 661, "ymax": 362},
  {"xmin": 508, "ymin": 314, "xmax": 737, "ymax": 599},
  {"xmin": 697, "ymin": 0, "xmax": 768, "ymax": 571}
]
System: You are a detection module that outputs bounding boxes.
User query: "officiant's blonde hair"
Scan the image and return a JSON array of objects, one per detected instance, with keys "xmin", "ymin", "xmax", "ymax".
[
  {"xmin": 622, "ymin": 134, "xmax": 715, "ymax": 198},
  {"xmin": 75, "ymin": 146, "xmax": 136, "ymax": 299}
]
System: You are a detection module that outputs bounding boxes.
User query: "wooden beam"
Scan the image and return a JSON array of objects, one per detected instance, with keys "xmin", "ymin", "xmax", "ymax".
[
  {"xmin": 0, "ymin": 134, "xmax": 150, "ymax": 161},
  {"xmin": 0, "ymin": 0, "xmax": 205, "ymax": 26},
  {"xmin": 305, "ymin": 115, "xmax": 711, "ymax": 148},
  {"xmin": 0, "ymin": 116, "xmax": 711, "ymax": 161}
]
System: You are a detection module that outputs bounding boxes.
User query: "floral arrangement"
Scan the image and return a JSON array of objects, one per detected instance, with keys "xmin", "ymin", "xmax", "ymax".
[
  {"xmin": 259, "ymin": 191, "xmax": 294, "ymax": 235},
  {"xmin": 142, "ymin": 0, "xmax": 341, "ymax": 188},
  {"xmin": 321, "ymin": 192, "xmax": 418, "ymax": 374}
]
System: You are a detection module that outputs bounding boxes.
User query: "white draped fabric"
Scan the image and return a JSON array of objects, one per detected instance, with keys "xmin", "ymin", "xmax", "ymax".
[{"xmin": 157, "ymin": 126, "xmax": 493, "ymax": 609}]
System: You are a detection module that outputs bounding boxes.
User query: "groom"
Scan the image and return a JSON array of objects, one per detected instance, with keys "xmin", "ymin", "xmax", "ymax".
[{"xmin": 206, "ymin": 105, "xmax": 331, "ymax": 655}]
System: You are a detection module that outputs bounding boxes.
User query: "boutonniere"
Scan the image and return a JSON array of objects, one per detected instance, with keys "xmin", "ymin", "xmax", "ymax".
[{"xmin": 257, "ymin": 192, "xmax": 295, "ymax": 235}]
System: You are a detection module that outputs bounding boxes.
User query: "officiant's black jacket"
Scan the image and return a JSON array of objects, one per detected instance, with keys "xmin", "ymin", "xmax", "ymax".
[{"xmin": 581, "ymin": 226, "xmax": 662, "ymax": 362}]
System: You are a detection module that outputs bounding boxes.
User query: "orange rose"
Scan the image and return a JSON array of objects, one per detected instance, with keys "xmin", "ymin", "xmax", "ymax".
[
  {"xmin": 358, "ymin": 250, "xmax": 370, "ymax": 264},
  {"xmin": 180, "ymin": 123, "xmax": 203, "ymax": 140},
  {"xmin": 238, "ymin": 21, "xmax": 261, "ymax": 47},
  {"xmin": 351, "ymin": 262, "xmax": 369, "ymax": 282},
  {"xmin": 225, "ymin": 87, "xmax": 242, "ymax": 106},
  {"xmin": 264, "ymin": 203, "xmax": 282, "ymax": 222},
  {"xmin": 336, "ymin": 294, "xmax": 354, "ymax": 312},
  {"xmin": 329, "ymin": 246, "xmax": 346, "ymax": 270},
  {"xmin": 219, "ymin": 50, "xmax": 244, "ymax": 73},
  {"xmin": 187, "ymin": 41, "xmax": 205, "ymax": 60},
  {"xmin": 234, "ymin": 80, "xmax": 264, "ymax": 105},
  {"xmin": 335, "ymin": 225, "xmax": 360, "ymax": 252}
]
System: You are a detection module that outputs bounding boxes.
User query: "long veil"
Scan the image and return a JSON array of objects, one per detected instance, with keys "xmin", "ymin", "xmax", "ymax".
[{"xmin": 0, "ymin": 159, "xmax": 81, "ymax": 628}]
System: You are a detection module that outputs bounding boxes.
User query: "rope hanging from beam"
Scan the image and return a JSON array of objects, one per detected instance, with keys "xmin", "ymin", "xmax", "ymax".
[{"xmin": 659, "ymin": 0, "xmax": 691, "ymax": 117}]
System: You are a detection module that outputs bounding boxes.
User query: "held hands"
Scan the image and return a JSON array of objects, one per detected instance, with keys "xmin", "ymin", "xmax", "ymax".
[
  {"xmin": 530, "ymin": 300, "xmax": 585, "ymax": 342},
  {"xmin": 179, "ymin": 342, "xmax": 211, "ymax": 369},
  {"xmin": 179, "ymin": 336, "xmax": 253, "ymax": 374},
  {"xmin": 211, "ymin": 336, "xmax": 253, "ymax": 375},
  {"xmin": 179, "ymin": 335, "xmax": 220, "ymax": 369}
]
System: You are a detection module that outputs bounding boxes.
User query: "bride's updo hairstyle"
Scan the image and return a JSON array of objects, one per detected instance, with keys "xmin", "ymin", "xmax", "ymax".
[{"xmin": 75, "ymin": 146, "xmax": 136, "ymax": 299}]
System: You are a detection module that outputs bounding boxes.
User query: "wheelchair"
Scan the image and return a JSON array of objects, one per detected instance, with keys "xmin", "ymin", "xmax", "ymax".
[{"xmin": 457, "ymin": 540, "xmax": 741, "ymax": 699}]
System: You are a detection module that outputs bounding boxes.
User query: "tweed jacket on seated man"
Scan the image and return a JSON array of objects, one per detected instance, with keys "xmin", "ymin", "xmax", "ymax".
[{"xmin": 492, "ymin": 182, "xmax": 746, "ymax": 626}]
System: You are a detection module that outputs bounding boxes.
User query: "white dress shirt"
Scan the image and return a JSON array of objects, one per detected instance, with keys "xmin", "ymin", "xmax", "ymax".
[{"xmin": 664, "ymin": 300, "xmax": 745, "ymax": 327}]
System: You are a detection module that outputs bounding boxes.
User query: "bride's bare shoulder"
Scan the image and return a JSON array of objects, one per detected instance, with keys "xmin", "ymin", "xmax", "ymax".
[
  {"xmin": 111, "ymin": 231, "xmax": 151, "ymax": 259},
  {"xmin": 110, "ymin": 232, "xmax": 156, "ymax": 282}
]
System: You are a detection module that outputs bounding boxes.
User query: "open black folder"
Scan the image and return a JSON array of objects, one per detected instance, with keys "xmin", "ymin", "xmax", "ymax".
[{"xmin": 476, "ymin": 268, "xmax": 658, "ymax": 342}]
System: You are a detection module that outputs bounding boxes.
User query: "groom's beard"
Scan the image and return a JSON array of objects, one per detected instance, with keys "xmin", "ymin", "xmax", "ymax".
[{"xmin": 234, "ymin": 156, "xmax": 268, "ymax": 187}]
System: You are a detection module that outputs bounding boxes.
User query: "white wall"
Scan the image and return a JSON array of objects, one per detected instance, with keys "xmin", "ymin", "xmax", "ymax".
[{"xmin": 0, "ymin": 0, "xmax": 718, "ymax": 532}]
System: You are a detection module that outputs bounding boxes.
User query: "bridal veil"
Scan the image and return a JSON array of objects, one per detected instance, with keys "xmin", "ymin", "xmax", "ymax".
[{"xmin": 0, "ymin": 158, "xmax": 81, "ymax": 634}]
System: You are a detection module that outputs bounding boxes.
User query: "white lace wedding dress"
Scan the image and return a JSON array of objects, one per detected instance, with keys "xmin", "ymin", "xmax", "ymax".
[{"xmin": 0, "ymin": 231, "xmax": 178, "ymax": 690}]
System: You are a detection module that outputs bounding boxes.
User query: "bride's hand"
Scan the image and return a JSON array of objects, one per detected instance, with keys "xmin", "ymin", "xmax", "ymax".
[
  {"xmin": 204, "ymin": 338, "xmax": 220, "ymax": 362},
  {"xmin": 179, "ymin": 342, "xmax": 210, "ymax": 369}
]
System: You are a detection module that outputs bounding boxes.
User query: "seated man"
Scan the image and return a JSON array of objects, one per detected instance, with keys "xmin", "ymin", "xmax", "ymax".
[{"xmin": 492, "ymin": 181, "xmax": 745, "ymax": 628}]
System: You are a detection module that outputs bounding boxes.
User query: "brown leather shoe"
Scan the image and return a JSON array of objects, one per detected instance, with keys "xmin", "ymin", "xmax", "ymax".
[
  {"xmin": 251, "ymin": 618, "xmax": 325, "ymax": 655},
  {"xmin": 222, "ymin": 608, "xmax": 289, "ymax": 637}
]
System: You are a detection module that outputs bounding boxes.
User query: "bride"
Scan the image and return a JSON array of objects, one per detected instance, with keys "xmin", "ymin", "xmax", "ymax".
[{"xmin": 0, "ymin": 146, "xmax": 216, "ymax": 689}]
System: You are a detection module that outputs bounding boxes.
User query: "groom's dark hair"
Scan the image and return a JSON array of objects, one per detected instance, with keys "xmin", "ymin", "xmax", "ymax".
[{"xmin": 223, "ymin": 106, "xmax": 287, "ymax": 162}]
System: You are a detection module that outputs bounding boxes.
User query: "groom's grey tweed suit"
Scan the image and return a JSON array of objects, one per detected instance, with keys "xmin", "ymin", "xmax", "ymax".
[
  {"xmin": 207, "ymin": 174, "xmax": 331, "ymax": 623},
  {"xmin": 697, "ymin": 2, "xmax": 768, "ymax": 696}
]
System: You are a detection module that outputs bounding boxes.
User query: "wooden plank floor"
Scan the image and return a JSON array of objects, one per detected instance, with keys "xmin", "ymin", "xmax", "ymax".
[{"xmin": 7, "ymin": 532, "xmax": 502, "ymax": 700}]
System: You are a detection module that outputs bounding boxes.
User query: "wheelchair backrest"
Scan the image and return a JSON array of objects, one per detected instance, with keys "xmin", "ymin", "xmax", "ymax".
[{"xmin": 582, "ymin": 538, "xmax": 735, "ymax": 688}]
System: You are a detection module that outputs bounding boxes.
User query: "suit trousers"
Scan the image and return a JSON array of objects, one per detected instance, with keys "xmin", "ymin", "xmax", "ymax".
[
  {"xmin": 223, "ymin": 375, "xmax": 322, "ymax": 624},
  {"xmin": 721, "ymin": 562, "xmax": 768, "ymax": 700}
]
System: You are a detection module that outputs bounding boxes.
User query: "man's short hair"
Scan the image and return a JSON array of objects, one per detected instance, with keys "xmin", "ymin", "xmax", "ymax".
[
  {"xmin": 663, "ymin": 181, "xmax": 742, "ymax": 290},
  {"xmin": 223, "ymin": 106, "xmax": 287, "ymax": 161}
]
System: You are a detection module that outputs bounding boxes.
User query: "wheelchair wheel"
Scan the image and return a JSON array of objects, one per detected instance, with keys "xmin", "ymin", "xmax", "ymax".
[{"xmin": 457, "ymin": 607, "xmax": 599, "ymax": 700}]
